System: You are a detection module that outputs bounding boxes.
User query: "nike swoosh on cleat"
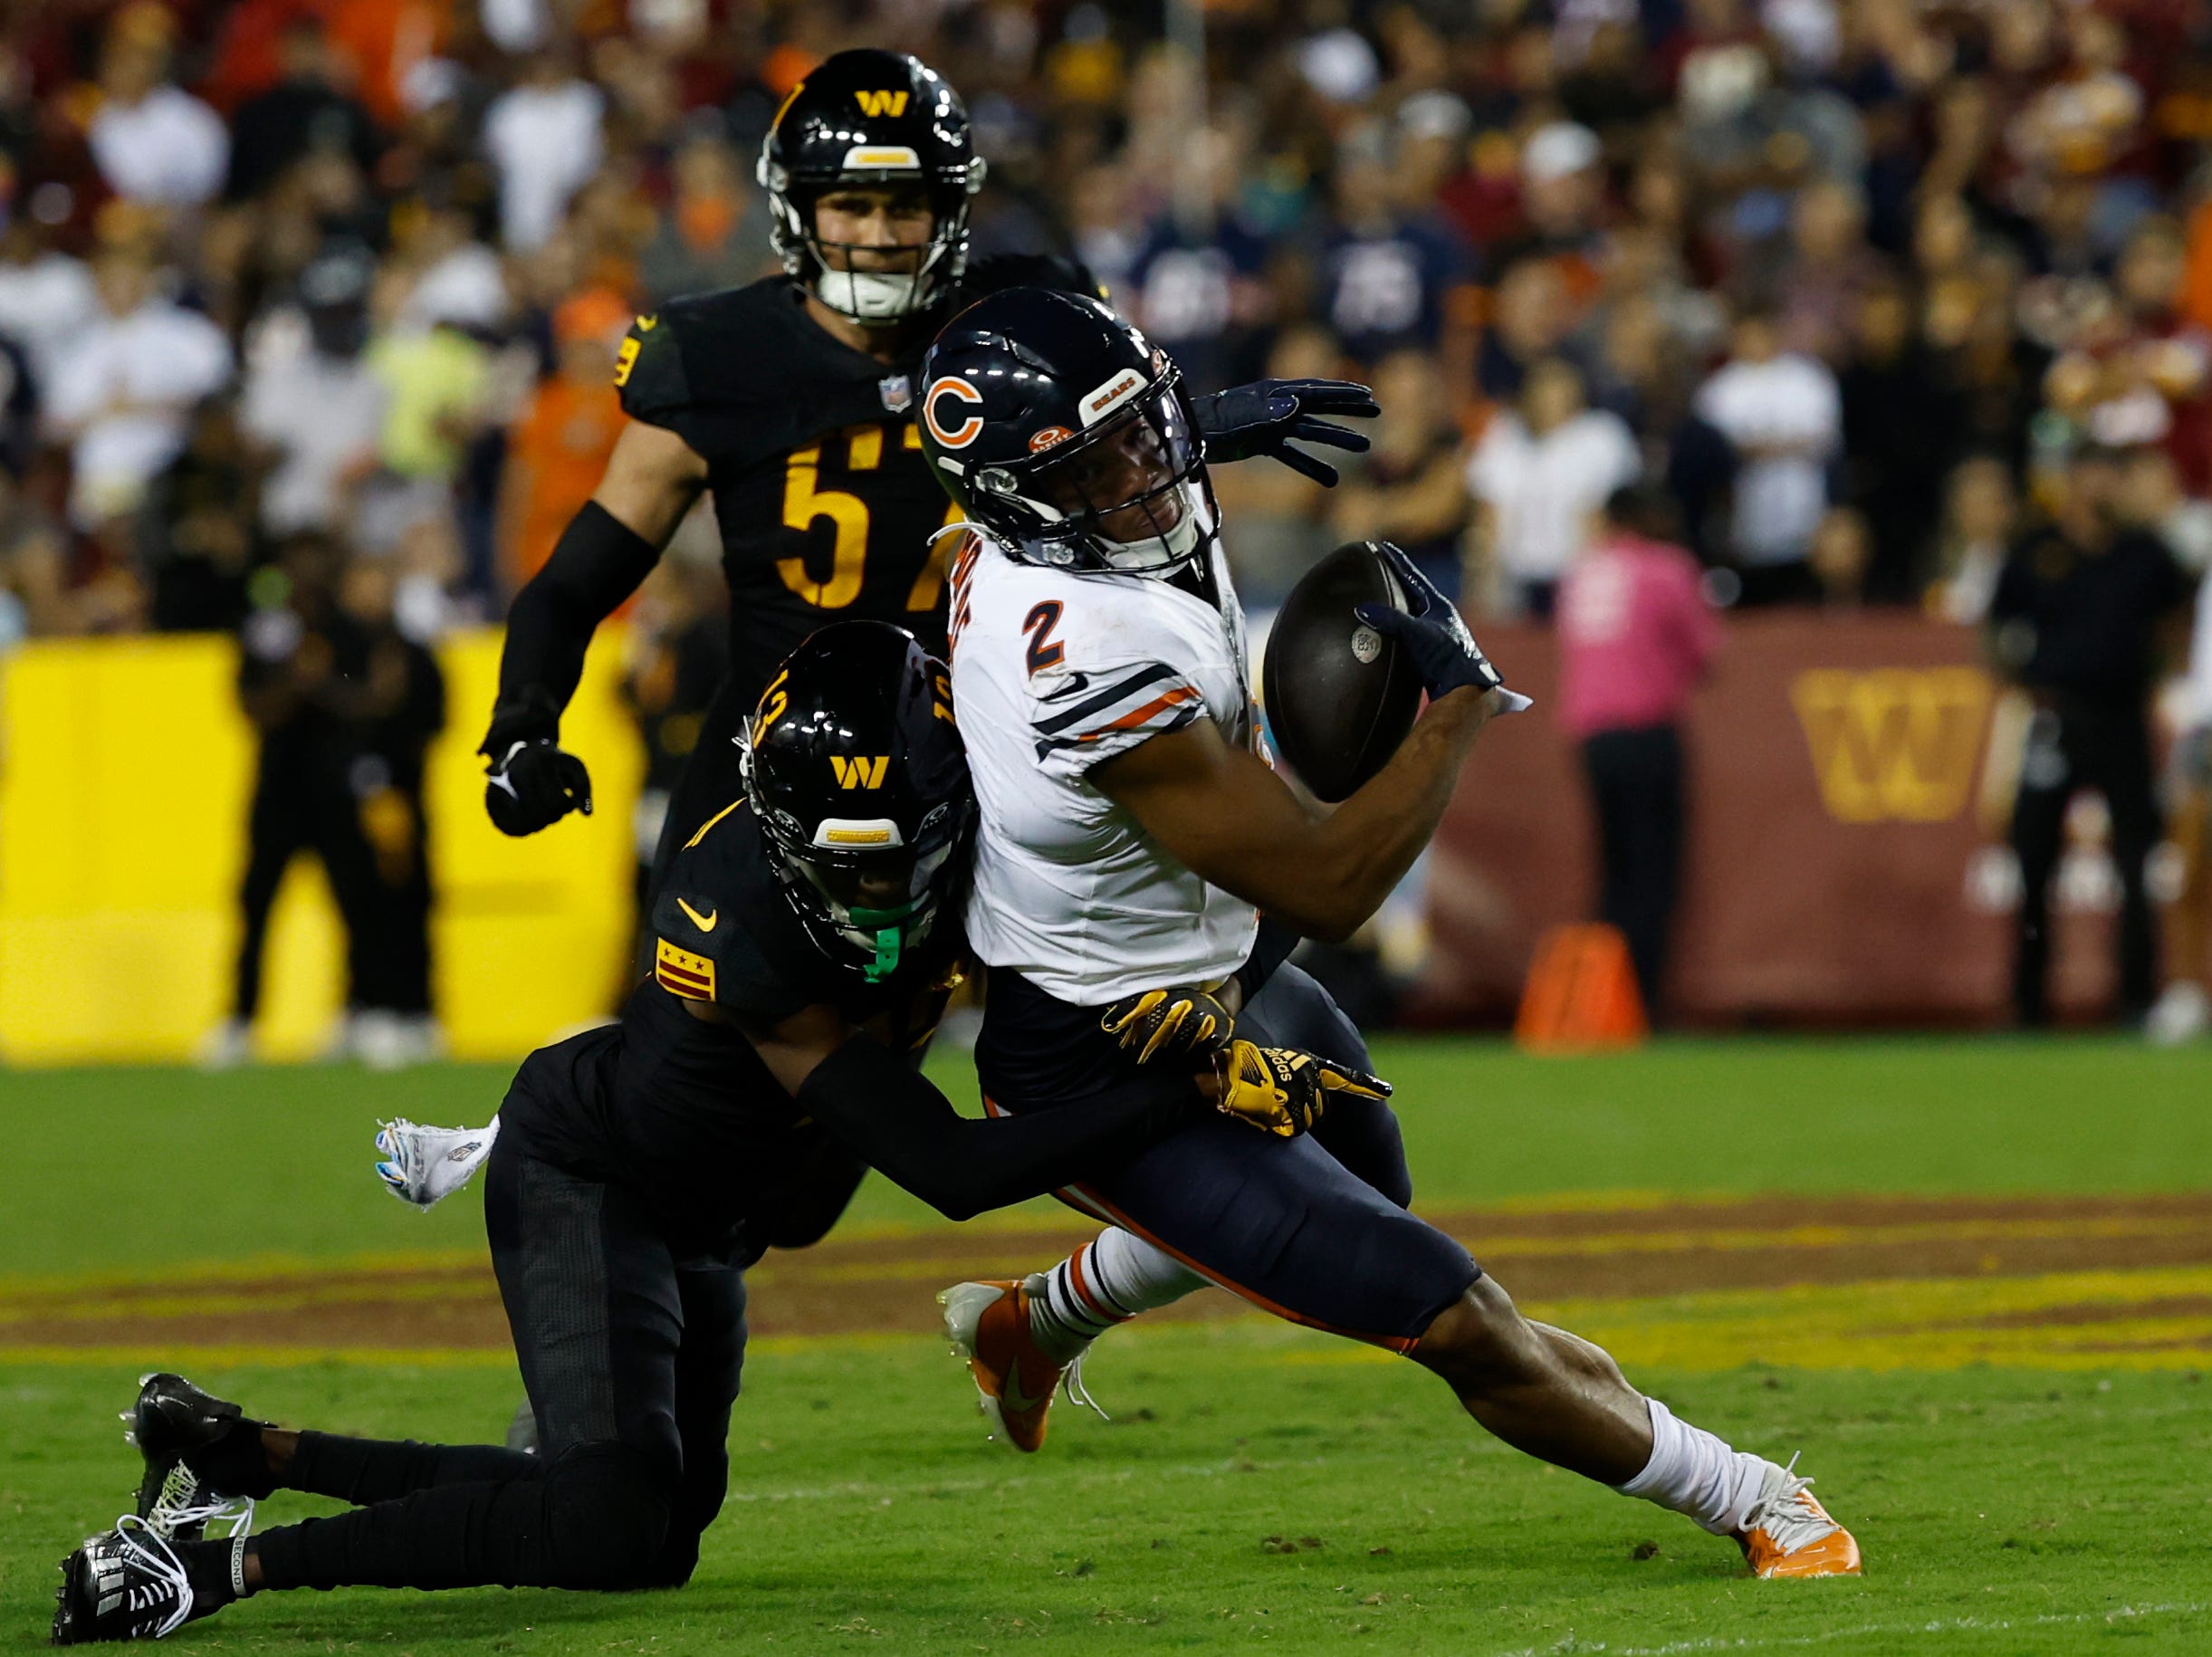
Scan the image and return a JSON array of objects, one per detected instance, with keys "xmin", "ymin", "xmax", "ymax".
[{"xmin": 1000, "ymin": 1365, "xmax": 1043, "ymax": 1416}]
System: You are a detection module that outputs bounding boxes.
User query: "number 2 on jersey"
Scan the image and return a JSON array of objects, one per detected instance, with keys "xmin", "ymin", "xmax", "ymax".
[{"xmin": 1023, "ymin": 601, "xmax": 1066, "ymax": 675}]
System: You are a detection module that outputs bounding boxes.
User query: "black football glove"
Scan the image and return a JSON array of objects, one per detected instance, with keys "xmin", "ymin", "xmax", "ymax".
[
  {"xmin": 1192, "ymin": 378, "xmax": 1379, "ymax": 486},
  {"xmin": 1101, "ymin": 984, "xmax": 1235, "ymax": 1064},
  {"xmin": 484, "ymin": 739, "xmax": 593, "ymax": 836},
  {"xmin": 1213, "ymin": 1039, "xmax": 1392, "ymax": 1138},
  {"xmin": 1353, "ymin": 541, "xmax": 1533, "ymax": 710}
]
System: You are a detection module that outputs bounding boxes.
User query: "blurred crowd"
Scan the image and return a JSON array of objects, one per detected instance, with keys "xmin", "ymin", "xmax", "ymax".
[
  {"xmin": 0, "ymin": 0, "xmax": 2204, "ymax": 1040},
  {"xmin": 0, "ymin": 0, "xmax": 2207, "ymax": 641}
]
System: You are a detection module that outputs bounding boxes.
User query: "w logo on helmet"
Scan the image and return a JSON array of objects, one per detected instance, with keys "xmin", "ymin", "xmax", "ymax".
[
  {"xmin": 830, "ymin": 754, "xmax": 891, "ymax": 789},
  {"xmin": 854, "ymin": 90, "xmax": 909, "ymax": 118}
]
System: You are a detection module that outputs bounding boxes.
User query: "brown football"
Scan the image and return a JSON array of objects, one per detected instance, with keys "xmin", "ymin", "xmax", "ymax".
[{"xmin": 1260, "ymin": 541, "xmax": 1423, "ymax": 803}]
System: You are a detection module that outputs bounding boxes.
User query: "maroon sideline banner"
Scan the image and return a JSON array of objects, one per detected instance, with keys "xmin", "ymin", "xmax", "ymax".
[{"xmin": 1413, "ymin": 614, "xmax": 2135, "ymax": 1028}]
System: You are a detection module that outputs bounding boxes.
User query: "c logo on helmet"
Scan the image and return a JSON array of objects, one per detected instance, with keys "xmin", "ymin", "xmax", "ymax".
[{"xmin": 924, "ymin": 377, "xmax": 984, "ymax": 449}]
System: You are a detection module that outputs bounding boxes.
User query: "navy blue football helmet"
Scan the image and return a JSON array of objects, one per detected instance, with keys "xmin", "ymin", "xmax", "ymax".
[{"xmin": 916, "ymin": 287, "xmax": 1218, "ymax": 579}]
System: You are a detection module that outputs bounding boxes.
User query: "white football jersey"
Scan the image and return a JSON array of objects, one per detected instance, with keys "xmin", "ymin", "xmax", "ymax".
[{"xmin": 949, "ymin": 528, "xmax": 1259, "ymax": 1005}]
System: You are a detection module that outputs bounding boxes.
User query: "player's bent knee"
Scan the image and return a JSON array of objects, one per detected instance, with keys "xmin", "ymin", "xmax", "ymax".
[
  {"xmin": 542, "ymin": 1445, "xmax": 677, "ymax": 1591},
  {"xmin": 1408, "ymin": 1275, "xmax": 1550, "ymax": 1396}
]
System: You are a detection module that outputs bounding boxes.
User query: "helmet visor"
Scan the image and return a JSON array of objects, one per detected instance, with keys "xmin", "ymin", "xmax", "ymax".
[
  {"xmin": 786, "ymin": 838, "xmax": 956, "ymax": 929},
  {"xmin": 1027, "ymin": 388, "xmax": 1202, "ymax": 549}
]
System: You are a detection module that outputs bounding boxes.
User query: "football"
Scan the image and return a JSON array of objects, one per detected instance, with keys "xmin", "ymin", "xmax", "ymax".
[{"xmin": 1260, "ymin": 540, "xmax": 1424, "ymax": 802}]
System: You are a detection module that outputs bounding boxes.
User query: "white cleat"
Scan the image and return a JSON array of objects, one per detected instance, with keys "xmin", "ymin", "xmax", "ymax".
[{"xmin": 375, "ymin": 1116, "xmax": 499, "ymax": 1208}]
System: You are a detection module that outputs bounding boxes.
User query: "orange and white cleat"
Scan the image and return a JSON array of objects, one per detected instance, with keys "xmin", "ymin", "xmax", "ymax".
[
  {"xmin": 937, "ymin": 1275, "xmax": 1102, "ymax": 1452},
  {"xmin": 1734, "ymin": 1457, "xmax": 1862, "ymax": 1578}
]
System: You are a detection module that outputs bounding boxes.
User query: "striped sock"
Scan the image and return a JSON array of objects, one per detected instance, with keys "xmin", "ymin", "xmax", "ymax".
[{"xmin": 1028, "ymin": 1229, "xmax": 1211, "ymax": 1362}]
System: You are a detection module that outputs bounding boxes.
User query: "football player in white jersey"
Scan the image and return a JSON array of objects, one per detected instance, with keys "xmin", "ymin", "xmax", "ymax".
[{"xmin": 914, "ymin": 287, "xmax": 1860, "ymax": 1580}]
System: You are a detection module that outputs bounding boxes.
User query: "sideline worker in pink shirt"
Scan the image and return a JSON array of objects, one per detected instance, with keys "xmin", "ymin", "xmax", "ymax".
[{"xmin": 1555, "ymin": 484, "xmax": 1721, "ymax": 1016}]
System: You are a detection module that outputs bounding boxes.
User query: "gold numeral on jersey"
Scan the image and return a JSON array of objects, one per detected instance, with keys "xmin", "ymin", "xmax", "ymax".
[
  {"xmin": 847, "ymin": 424, "xmax": 883, "ymax": 471},
  {"xmin": 904, "ymin": 500, "xmax": 962, "ymax": 609},
  {"xmin": 779, "ymin": 445, "xmax": 868, "ymax": 608}
]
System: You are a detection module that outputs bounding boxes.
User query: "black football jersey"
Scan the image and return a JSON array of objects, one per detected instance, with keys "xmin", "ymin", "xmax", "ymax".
[
  {"xmin": 613, "ymin": 254, "xmax": 1096, "ymax": 707},
  {"xmin": 500, "ymin": 794, "xmax": 963, "ymax": 1241}
]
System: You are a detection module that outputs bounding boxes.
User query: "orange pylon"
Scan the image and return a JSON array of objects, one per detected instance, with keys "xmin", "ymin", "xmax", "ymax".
[{"xmin": 1514, "ymin": 924, "xmax": 1648, "ymax": 1052}]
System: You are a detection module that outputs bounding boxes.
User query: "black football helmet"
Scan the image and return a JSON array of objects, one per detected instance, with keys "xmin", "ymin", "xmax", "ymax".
[
  {"xmin": 742, "ymin": 621, "xmax": 972, "ymax": 982},
  {"xmin": 757, "ymin": 49, "xmax": 987, "ymax": 324},
  {"xmin": 916, "ymin": 287, "xmax": 1218, "ymax": 579}
]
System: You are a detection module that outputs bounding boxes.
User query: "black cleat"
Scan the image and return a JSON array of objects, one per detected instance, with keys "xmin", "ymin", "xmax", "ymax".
[
  {"xmin": 51, "ymin": 1518, "xmax": 215, "ymax": 1643},
  {"xmin": 124, "ymin": 1374, "xmax": 264, "ymax": 1542}
]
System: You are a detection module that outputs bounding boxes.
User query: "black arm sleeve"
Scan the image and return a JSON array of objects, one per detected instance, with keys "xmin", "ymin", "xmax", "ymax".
[
  {"xmin": 795, "ymin": 1035, "xmax": 1201, "ymax": 1222},
  {"xmin": 482, "ymin": 501, "xmax": 664, "ymax": 753}
]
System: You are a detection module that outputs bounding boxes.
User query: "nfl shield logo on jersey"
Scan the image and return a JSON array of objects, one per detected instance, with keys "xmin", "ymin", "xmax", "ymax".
[{"xmin": 879, "ymin": 375, "xmax": 914, "ymax": 414}]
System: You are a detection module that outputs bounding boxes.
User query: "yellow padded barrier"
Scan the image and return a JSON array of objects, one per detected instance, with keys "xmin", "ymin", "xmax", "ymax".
[{"xmin": 0, "ymin": 629, "xmax": 643, "ymax": 1065}]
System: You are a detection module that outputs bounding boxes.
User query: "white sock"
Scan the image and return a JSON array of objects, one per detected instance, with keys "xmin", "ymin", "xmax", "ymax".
[
  {"xmin": 1028, "ymin": 1228, "xmax": 1211, "ymax": 1361},
  {"xmin": 1612, "ymin": 1398, "xmax": 1772, "ymax": 1536}
]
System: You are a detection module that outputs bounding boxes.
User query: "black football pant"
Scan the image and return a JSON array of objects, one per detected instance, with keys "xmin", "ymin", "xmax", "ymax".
[
  {"xmin": 2010, "ymin": 697, "xmax": 2161, "ymax": 1026},
  {"xmin": 1582, "ymin": 723, "xmax": 1685, "ymax": 1017},
  {"xmin": 232, "ymin": 759, "xmax": 385, "ymax": 1021},
  {"xmin": 250, "ymin": 1135, "xmax": 746, "ymax": 1594}
]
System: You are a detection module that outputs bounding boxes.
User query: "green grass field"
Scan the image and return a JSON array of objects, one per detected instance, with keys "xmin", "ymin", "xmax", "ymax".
[{"xmin": 5, "ymin": 1037, "xmax": 2210, "ymax": 1652}]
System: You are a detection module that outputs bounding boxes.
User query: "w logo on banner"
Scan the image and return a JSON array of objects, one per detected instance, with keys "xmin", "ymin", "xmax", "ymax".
[
  {"xmin": 830, "ymin": 755, "xmax": 891, "ymax": 790},
  {"xmin": 855, "ymin": 90, "xmax": 909, "ymax": 118},
  {"xmin": 1791, "ymin": 668, "xmax": 1992, "ymax": 823}
]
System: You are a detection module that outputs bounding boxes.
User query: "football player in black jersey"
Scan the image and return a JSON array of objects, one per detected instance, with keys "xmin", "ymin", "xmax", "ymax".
[
  {"xmin": 479, "ymin": 45, "xmax": 1379, "ymax": 888},
  {"xmin": 53, "ymin": 624, "xmax": 1385, "ymax": 1642}
]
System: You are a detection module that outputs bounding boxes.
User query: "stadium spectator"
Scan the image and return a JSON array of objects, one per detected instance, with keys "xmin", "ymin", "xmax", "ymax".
[
  {"xmin": 635, "ymin": 132, "xmax": 770, "ymax": 302},
  {"xmin": 139, "ymin": 395, "xmax": 263, "ymax": 633},
  {"xmin": 1312, "ymin": 131, "xmax": 1475, "ymax": 375},
  {"xmin": 1929, "ymin": 455, "xmax": 2019, "ymax": 624},
  {"xmin": 1468, "ymin": 355, "xmax": 1639, "ymax": 617},
  {"xmin": 0, "ymin": 469, "xmax": 68, "ymax": 643},
  {"xmin": 0, "ymin": 219, "xmax": 97, "ymax": 397},
  {"xmin": 1807, "ymin": 506, "xmax": 1874, "ymax": 608},
  {"xmin": 1694, "ymin": 304, "xmax": 1842, "ymax": 604},
  {"xmin": 483, "ymin": 48, "xmax": 605, "ymax": 253},
  {"xmin": 1327, "ymin": 347, "xmax": 1470, "ymax": 599},
  {"xmin": 1556, "ymin": 484, "xmax": 1721, "ymax": 1017},
  {"xmin": 1839, "ymin": 279, "xmax": 1958, "ymax": 603},
  {"xmin": 240, "ymin": 244, "xmax": 387, "ymax": 539},
  {"xmin": 497, "ymin": 287, "xmax": 627, "ymax": 592},
  {"xmin": 223, "ymin": 14, "xmax": 382, "ymax": 205},
  {"xmin": 1990, "ymin": 442, "xmax": 2190, "ymax": 1029},
  {"xmin": 46, "ymin": 251, "xmax": 233, "ymax": 531},
  {"xmin": 86, "ymin": 6, "xmax": 229, "ymax": 211}
]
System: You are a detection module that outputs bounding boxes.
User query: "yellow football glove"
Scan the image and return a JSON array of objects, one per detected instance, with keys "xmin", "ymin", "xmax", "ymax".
[
  {"xmin": 1101, "ymin": 984, "xmax": 1234, "ymax": 1064},
  {"xmin": 1212, "ymin": 1039, "xmax": 1392, "ymax": 1138}
]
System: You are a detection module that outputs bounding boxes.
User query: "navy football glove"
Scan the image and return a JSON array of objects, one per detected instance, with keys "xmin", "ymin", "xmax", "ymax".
[
  {"xmin": 1192, "ymin": 378, "xmax": 1379, "ymax": 486},
  {"xmin": 484, "ymin": 739, "xmax": 593, "ymax": 836},
  {"xmin": 1354, "ymin": 541, "xmax": 1533, "ymax": 709}
]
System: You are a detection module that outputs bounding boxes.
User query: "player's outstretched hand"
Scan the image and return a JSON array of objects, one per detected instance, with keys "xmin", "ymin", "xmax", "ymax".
[
  {"xmin": 484, "ymin": 740, "xmax": 594, "ymax": 836},
  {"xmin": 1102, "ymin": 984, "xmax": 1234, "ymax": 1063},
  {"xmin": 1192, "ymin": 378, "xmax": 1379, "ymax": 486},
  {"xmin": 1213, "ymin": 1039, "xmax": 1391, "ymax": 1138},
  {"xmin": 1354, "ymin": 541, "xmax": 1534, "ymax": 711}
]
